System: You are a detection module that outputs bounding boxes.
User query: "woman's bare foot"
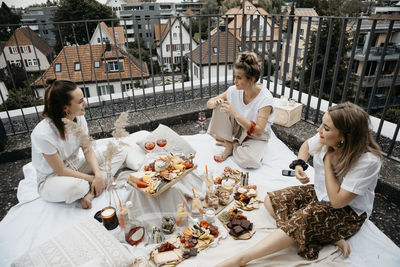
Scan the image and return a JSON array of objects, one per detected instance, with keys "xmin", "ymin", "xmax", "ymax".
[
  {"xmin": 215, "ymin": 137, "xmax": 225, "ymax": 146},
  {"xmin": 214, "ymin": 141, "xmax": 233, "ymax": 162},
  {"xmin": 81, "ymin": 191, "xmax": 95, "ymax": 209},
  {"xmin": 335, "ymin": 239, "xmax": 350, "ymax": 258}
]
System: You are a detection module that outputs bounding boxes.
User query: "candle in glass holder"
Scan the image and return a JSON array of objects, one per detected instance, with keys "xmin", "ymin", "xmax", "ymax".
[
  {"xmin": 222, "ymin": 180, "xmax": 234, "ymax": 194},
  {"xmin": 101, "ymin": 206, "xmax": 119, "ymax": 230},
  {"xmin": 205, "ymin": 208, "xmax": 216, "ymax": 223}
]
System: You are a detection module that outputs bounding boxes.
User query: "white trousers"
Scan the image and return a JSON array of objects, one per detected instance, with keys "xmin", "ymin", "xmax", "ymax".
[
  {"xmin": 37, "ymin": 144, "xmax": 129, "ymax": 204},
  {"xmin": 207, "ymin": 108, "xmax": 270, "ymax": 169}
]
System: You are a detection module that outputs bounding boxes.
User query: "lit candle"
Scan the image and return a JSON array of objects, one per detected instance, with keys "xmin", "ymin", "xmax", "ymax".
[{"xmin": 101, "ymin": 206, "xmax": 119, "ymax": 230}]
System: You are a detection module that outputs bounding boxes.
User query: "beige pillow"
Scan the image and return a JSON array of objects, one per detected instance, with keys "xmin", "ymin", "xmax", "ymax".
[
  {"xmin": 11, "ymin": 217, "xmax": 134, "ymax": 267},
  {"xmin": 136, "ymin": 124, "xmax": 196, "ymax": 156}
]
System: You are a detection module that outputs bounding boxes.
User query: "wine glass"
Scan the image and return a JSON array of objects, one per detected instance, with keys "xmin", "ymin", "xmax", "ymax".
[
  {"xmin": 144, "ymin": 141, "xmax": 155, "ymax": 152},
  {"xmin": 198, "ymin": 111, "xmax": 206, "ymax": 134},
  {"xmin": 156, "ymin": 139, "xmax": 168, "ymax": 155}
]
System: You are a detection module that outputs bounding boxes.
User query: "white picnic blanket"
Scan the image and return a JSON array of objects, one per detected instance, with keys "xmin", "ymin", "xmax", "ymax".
[{"xmin": 0, "ymin": 131, "xmax": 399, "ymax": 267}]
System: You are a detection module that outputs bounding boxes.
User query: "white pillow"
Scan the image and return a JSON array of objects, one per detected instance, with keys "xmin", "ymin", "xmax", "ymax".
[
  {"xmin": 123, "ymin": 130, "xmax": 150, "ymax": 171},
  {"xmin": 11, "ymin": 217, "xmax": 134, "ymax": 267},
  {"xmin": 136, "ymin": 124, "xmax": 196, "ymax": 156}
]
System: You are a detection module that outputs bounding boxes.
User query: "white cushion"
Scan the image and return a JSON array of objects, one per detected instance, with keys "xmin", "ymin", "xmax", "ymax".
[
  {"xmin": 11, "ymin": 217, "xmax": 134, "ymax": 267},
  {"xmin": 123, "ymin": 130, "xmax": 150, "ymax": 171},
  {"xmin": 136, "ymin": 124, "xmax": 196, "ymax": 156}
]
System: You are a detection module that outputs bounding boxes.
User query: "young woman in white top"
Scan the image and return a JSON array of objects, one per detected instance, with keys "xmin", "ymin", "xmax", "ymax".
[
  {"xmin": 206, "ymin": 51, "xmax": 274, "ymax": 168},
  {"xmin": 215, "ymin": 102, "xmax": 381, "ymax": 266},
  {"xmin": 31, "ymin": 79, "xmax": 125, "ymax": 209}
]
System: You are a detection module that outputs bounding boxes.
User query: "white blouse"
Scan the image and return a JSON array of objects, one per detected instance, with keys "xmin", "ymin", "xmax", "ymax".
[
  {"xmin": 308, "ymin": 134, "xmax": 381, "ymax": 217},
  {"xmin": 226, "ymin": 82, "xmax": 275, "ymax": 133},
  {"xmin": 31, "ymin": 116, "xmax": 88, "ymax": 175}
]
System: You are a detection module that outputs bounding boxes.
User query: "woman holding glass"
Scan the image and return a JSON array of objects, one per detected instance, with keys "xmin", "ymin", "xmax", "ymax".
[{"xmin": 206, "ymin": 51, "xmax": 274, "ymax": 168}]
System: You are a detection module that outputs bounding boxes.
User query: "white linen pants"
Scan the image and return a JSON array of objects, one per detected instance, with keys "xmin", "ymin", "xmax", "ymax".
[
  {"xmin": 37, "ymin": 145, "xmax": 129, "ymax": 204},
  {"xmin": 207, "ymin": 108, "xmax": 270, "ymax": 169}
]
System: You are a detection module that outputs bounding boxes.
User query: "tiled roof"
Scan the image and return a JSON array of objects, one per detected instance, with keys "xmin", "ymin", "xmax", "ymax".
[
  {"xmin": 154, "ymin": 19, "xmax": 177, "ymax": 46},
  {"xmin": 370, "ymin": 14, "xmax": 400, "ymax": 24},
  {"xmin": 5, "ymin": 27, "xmax": 55, "ymax": 57},
  {"xmin": 183, "ymin": 9, "xmax": 195, "ymax": 15},
  {"xmin": 226, "ymin": 0, "xmax": 268, "ymax": 17},
  {"xmin": 187, "ymin": 30, "xmax": 241, "ymax": 65},
  {"xmin": 33, "ymin": 44, "xmax": 149, "ymax": 86},
  {"xmin": 294, "ymin": 8, "xmax": 318, "ymax": 17},
  {"xmin": 99, "ymin": 22, "xmax": 125, "ymax": 45}
]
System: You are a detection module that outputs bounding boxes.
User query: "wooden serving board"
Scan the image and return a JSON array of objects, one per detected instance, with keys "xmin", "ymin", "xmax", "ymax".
[
  {"xmin": 127, "ymin": 164, "xmax": 197, "ymax": 197},
  {"xmin": 202, "ymin": 197, "xmax": 234, "ymax": 215},
  {"xmin": 217, "ymin": 214, "xmax": 256, "ymax": 240}
]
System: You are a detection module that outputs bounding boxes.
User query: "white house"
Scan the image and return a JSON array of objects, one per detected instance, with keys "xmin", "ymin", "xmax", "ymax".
[
  {"xmin": 187, "ymin": 30, "xmax": 241, "ymax": 81},
  {"xmin": 154, "ymin": 18, "xmax": 198, "ymax": 72},
  {"xmin": 0, "ymin": 27, "xmax": 55, "ymax": 73},
  {"xmin": 89, "ymin": 22, "xmax": 126, "ymax": 51},
  {"xmin": 32, "ymin": 43, "xmax": 149, "ymax": 98},
  {"xmin": 105, "ymin": 0, "xmax": 129, "ymax": 17}
]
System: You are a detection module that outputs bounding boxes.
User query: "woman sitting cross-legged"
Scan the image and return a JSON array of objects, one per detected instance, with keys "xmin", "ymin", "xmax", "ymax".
[
  {"xmin": 206, "ymin": 51, "xmax": 274, "ymax": 169},
  {"xmin": 31, "ymin": 79, "xmax": 128, "ymax": 209},
  {"xmin": 215, "ymin": 102, "xmax": 382, "ymax": 266}
]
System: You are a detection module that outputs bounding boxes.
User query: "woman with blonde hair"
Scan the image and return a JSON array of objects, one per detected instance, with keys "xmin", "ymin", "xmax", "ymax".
[
  {"xmin": 206, "ymin": 51, "xmax": 274, "ymax": 168},
  {"xmin": 31, "ymin": 79, "xmax": 127, "ymax": 209},
  {"xmin": 215, "ymin": 102, "xmax": 381, "ymax": 266}
]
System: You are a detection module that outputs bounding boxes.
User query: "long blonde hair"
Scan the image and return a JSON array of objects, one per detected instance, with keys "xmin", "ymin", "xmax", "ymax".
[{"xmin": 328, "ymin": 102, "xmax": 381, "ymax": 179}]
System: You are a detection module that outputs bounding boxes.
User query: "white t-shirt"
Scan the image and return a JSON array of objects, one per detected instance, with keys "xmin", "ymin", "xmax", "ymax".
[
  {"xmin": 226, "ymin": 82, "xmax": 275, "ymax": 133},
  {"xmin": 308, "ymin": 133, "xmax": 381, "ymax": 217},
  {"xmin": 31, "ymin": 116, "xmax": 88, "ymax": 175}
]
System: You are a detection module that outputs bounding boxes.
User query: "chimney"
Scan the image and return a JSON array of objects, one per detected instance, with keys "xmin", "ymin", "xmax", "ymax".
[{"xmin": 105, "ymin": 39, "xmax": 111, "ymax": 52}]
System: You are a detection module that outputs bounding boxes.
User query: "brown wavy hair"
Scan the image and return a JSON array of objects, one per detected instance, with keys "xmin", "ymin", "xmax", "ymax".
[
  {"xmin": 234, "ymin": 51, "xmax": 261, "ymax": 82},
  {"xmin": 328, "ymin": 102, "xmax": 381, "ymax": 180},
  {"xmin": 42, "ymin": 79, "xmax": 77, "ymax": 140}
]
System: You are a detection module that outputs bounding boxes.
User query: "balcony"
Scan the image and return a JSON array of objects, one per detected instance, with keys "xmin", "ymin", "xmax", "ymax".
[{"xmin": 355, "ymin": 44, "xmax": 400, "ymax": 61}]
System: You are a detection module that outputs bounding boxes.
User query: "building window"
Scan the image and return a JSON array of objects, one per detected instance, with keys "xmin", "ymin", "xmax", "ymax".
[
  {"xmin": 238, "ymin": 46, "xmax": 242, "ymax": 52},
  {"xmin": 105, "ymin": 61, "xmax": 124, "ymax": 72},
  {"xmin": 23, "ymin": 46, "xmax": 29, "ymax": 53},
  {"xmin": 123, "ymin": 83, "xmax": 133, "ymax": 92},
  {"xmin": 11, "ymin": 46, "xmax": 18, "ymax": 54},
  {"xmin": 228, "ymin": 65, "xmax": 232, "ymax": 70},
  {"xmin": 114, "ymin": 33, "xmax": 118, "ymax": 39},
  {"xmin": 246, "ymin": 6, "xmax": 252, "ymax": 10},
  {"xmin": 173, "ymin": 33, "xmax": 177, "ymax": 39},
  {"xmin": 213, "ymin": 47, "xmax": 218, "ymax": 54},
  {"xmin": 81, "ymin": 87, "xmax": 90, "ymax": 97},
  {"xmin": 176, "ymin": 44, "xmax": 181, "ymax": 51},
  {"xmin": 184, "ymin": 43, "xmax": 189, "ymax": 51},
  {"xmin": 55, "ymin": 63, "xmax": 61, "ymax": 72},
  {"xmin": 97, "ymin": 85, "xmax": 115, "ymax": 96},
  {"xmin": 32, "ymin": 59, "xmax": 38, "ymax": 66},
  {"xmin": 149, "ymin": 5, "xmax": 154, "ymax": 10},
  {"xmin": 166, "ymin": 44, "xmax": 170, "ymax": 52},
  {"xmin": 174, "ymin": 56, "xmax": 181, "ymax": 64},
  {"xmin": 97, "ymin": 37, "xmax": 101, "ymax": 43},
  {"xmin": 194, "ymin": 65, "xmax": 198, "ymax": 77},
  {"xmin": 10, "ymin": 60, "xmax": 21, "ymax": 66},
  {"xmin": 27, "ymin": 59, "xmax": 37, "ymax": 66},
  {"xmin": 94, "ymin": 61, "xmax": 100, "ymax": 68},
  {"xmin": 74, "ymin": 62, "xmax": 81, "ymax": 71},
  {"xmin": 163, "ymin": 57, "xmax": 170, "ymax": 64}
]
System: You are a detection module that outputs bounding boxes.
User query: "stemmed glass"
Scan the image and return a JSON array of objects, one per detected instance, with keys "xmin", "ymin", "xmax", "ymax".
[
  {"xmin": 156, "ymin": 139, "xmax": 168, "ymax": 155},
  {"xmin": 144, "ymin": 141, "xmax": 156, "ymax": 152},
  {"xmin": 198, "ymin": 111, "xmax": 206, "ymax": 134}
]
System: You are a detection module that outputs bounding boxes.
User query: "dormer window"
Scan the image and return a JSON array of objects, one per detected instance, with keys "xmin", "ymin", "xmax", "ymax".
[
  {"xmin": 105, "ymin": 61, "xmax": 124, "ymax": 72},
  {"xmin": 94, "ymin": 61, "xmax": 100, "ymax": 68},
  {"xmin": 74, "ymin": 62, "xmax": 81, "ymax": 71},
  {"xmin": 213, "ymin": 47, "xmax": 218, "ymax": 54},
  {"xmin": 246, "ymin": 6, "xmax": 252, "ymax": 10}
]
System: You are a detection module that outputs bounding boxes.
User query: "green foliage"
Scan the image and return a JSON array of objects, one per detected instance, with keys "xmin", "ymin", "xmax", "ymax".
[
  {"xmin": 52, "ymin": 0, "xmax": 117, "ymax": 52},
  {"xmin": 29, "ymin": 0, "xmax": 58, "ymax": 7},
  {"xmin": 256, "ymin": 0, "xmax": 285, "ymax": 14},
  {"xmin": 0, "ymin": 2, "xmax": 21, "ymax": 41},
  {"xmin": 295, "ymin": 0, "xmax": 361, "ymax": 16},
  {"xmin": 128, "ymin": 38, "xmax": 152, "ymax": 63},
  {"xmin": 220, "ymin": 0, "xmax": 241, "ymax": 15},
  {"xmin": 302, "ymin": 18, "xmax": 353, "ymax": 102},
  {"xmin": 0, "ymin": 65, "xmax": 42, "ymax": 111},
  {"xmin": 374, "ymin": 108, "xmax": 400, "ymax": 124}
]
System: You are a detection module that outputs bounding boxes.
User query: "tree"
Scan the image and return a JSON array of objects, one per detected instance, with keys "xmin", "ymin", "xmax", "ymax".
[
  {"xmin": 295, "ymin": 0, "xmax": 361, "ymax": 17},
  {"xmin": 51, "ymin": 0, "xmax": 117, "ymax": 52},
  {"xmin": 29, "ymin": 0, "xmax": 58, "ymax": 7},
  {"xmin": 0, "ymin": 2, "xmax": 21, "ymax": 41},
  {"xmin": 257, "ymin": 0, "xmax": 285, "ymax": 14},
  {"xmin": 302, "ymin": 18, "xmax": 353, "ymax": 102}
]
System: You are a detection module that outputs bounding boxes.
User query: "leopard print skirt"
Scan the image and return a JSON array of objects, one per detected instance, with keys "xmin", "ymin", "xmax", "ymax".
[{"xmin": 267, "ymin": 184, "xmax": 367, "ymax": 260}]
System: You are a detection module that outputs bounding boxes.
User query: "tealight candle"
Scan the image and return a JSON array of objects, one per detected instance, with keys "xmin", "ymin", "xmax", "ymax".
[
  {"xmin": 101, "ymin": 206, "xmax": 119, "ymax": 230},
  {"xmin": 205, "ymin": 208, "xmax": 216, "ymax": 223}
]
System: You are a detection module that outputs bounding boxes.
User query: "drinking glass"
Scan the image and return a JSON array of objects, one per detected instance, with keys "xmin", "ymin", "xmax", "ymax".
[
  {"xmin": 198, "ymin": 111, "xmax": 206, "ymax": 134},
  {"xmin": 144, "ymin": 141, "xmax": 155, "ymax": 152}
]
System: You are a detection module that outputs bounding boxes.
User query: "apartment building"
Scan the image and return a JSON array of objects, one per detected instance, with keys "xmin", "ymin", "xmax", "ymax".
[{"xmin": 21, "ymin": 6, "xmax": 57, "ymax": 46}]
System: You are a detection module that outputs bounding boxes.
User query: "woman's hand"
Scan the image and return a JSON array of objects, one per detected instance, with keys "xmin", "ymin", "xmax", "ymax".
[
  {"xmin": 214, "ymin": 98, "xmax": 224, "ymax": 107},
  {"xmin": 220, "ymin": 100, "xmax": 237, "ymax": 117},
  {"xmin": 295, "ymin": 165, "xmax": 310, "ymax": 184},
  {"xmin": 91, "ymin": 174, "xmax": 107, "ymax": 196}
]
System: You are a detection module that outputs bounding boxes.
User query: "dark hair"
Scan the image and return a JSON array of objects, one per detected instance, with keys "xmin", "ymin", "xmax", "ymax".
[
  {"xmin": 234, "ymin": 51, "xmax": 261, "ymax": 82},
  {"xmin": 328, "ymin": 102, "xmax": 381, "ymax": 179},
  {"xmin": 42, "ymin": 79, "xmax": 77, "ymax": 139}
]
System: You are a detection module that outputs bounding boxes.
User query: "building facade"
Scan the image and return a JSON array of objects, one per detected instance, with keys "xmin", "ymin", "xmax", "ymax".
[{"xmin": 21, "ymin": 6, "xmax": 57, "ymax": 46}]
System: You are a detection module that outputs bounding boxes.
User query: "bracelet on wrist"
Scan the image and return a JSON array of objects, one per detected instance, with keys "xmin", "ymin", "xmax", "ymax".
[
  {"xmin": 289, "ymin": 159, "xmax": 308, "ymax": 171},
  {"xmin": 246, "ymin": 121, "xmax": 256, "ymax": 136}
]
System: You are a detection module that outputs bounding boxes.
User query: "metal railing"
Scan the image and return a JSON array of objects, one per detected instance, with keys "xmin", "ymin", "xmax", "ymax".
[{"xmin": 0, "ymin": 14, "xmax": 399, "ymax": 159}]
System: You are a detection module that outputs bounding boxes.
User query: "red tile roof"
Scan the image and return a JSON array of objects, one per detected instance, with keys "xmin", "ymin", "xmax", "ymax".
[
  {"xmin": 33, "ymin": 44, "xmax": 149, "ymax": 86},
  {"xmin": 187, "ymin": 30, "xmax": 241, "ymax": 65},
  {"xmin": 99, "ymin": 22, "xmax": 125, "ymax": 46},
  {"xmin": 5, "ymin": 27, "xmax": 55, "ymax": 57}
]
